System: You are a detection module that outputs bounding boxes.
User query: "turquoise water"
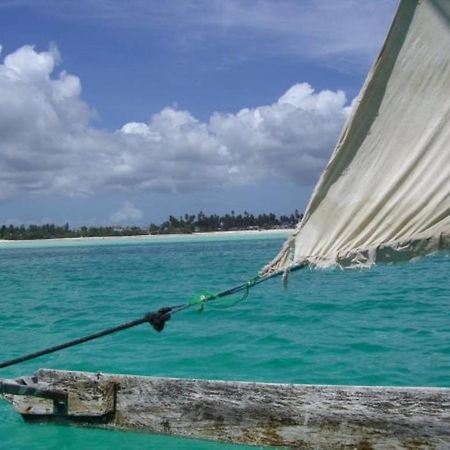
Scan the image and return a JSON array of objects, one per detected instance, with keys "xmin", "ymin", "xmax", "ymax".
[{"xmin": 0, "ymin": 234, "xmax": 449, "ymax": 449}]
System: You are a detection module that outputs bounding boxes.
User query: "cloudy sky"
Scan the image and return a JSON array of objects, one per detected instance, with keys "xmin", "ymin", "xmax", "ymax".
[{"xmin": 0, "ymin": 0, "xmax": 398, "ymax": 226}]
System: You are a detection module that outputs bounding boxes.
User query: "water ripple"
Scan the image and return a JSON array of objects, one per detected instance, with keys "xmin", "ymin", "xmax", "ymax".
[{"xmin": 0, "ymin": 239, "xmax": 448, "ymax": 449}]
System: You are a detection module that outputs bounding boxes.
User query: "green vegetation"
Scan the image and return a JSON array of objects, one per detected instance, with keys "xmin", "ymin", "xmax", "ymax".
[
  {"xmin": 0, "ymin": 223, "xmax": 147, "ymax": 240},
  {"xmin": 152, "ymin": 210, "xmax": 303, "ymax": 234},
  {"xmin": 0, "ymin": 210, "xmax": 302, "ymax": 240}
]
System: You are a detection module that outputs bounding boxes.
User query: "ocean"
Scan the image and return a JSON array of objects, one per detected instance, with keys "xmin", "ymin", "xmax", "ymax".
[{"xmin": 0, "ymin": 233, "xmax": 448, "ymax": 449}]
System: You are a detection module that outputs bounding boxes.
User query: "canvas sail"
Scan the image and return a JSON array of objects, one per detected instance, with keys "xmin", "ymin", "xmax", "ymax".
[{"xmin": 262, "ymin": 0, "xmax": 450, "ymax": 274}]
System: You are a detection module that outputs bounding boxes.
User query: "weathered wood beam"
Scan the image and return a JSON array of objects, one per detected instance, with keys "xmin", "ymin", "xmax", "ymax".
[
  {"xmin": 2, "ymin": 368, "xmax": 450, "ymax": 448},
  {"xmin": 2, "ymin": 371, "xmax": 115, "ymax": 419},
  {"xmin": 0, "ymin": 378, "xmax": 67, "ymax": 402}
]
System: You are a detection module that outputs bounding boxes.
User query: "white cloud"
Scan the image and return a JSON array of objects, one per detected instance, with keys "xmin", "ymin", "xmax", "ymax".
[
  {"xmin": 208, "ymin": 83, "xmax": 348, "ymax": 184},
  {"xmin": 0, "ymin": 45, "xmax": 351, "ymax": 201},
  {"xmin": 179, "ymin": 0, "xmax": 398, "ymax": 69},
  {"xmin": 110, "ymin": 201, "xmax": 143, "ymax": 224},
  {"xmin": 1, "ymin": 1, "xmax": 397, "ymax": 70}
]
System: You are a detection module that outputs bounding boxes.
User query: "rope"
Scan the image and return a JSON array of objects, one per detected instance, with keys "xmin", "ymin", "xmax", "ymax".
[{"xmin": 0, "ymin": 271, "xmax": 283, "ymax": 370}]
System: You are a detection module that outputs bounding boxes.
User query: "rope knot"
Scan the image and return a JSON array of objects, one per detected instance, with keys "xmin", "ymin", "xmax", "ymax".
[{"xmin": 146, "ymin": 307, "xmax": 172, "ymax": 332}]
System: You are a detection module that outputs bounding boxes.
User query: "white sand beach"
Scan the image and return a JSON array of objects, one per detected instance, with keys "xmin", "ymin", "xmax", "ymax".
[{"xmin": 0, "ymin": 228, "xmax": 295, "ymax": 246}]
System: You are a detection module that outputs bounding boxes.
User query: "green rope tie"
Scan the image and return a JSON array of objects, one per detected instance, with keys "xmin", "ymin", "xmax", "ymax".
[
  {"xmin": 239, "ymin": 275, "xmax": 259, "ymax": 302},
  {"xmin": 193, "ymin": 276, "xmax": 260, "ymax": 311},
  {"xmin": 189, "ymin": 293, "xmax": 215, "ymax": 312}
]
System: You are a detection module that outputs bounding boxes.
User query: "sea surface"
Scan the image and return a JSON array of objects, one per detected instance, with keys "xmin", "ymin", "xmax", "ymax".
[{"xmin": 0, "ymin": 233, "xmax": 448, "ymax": 449}]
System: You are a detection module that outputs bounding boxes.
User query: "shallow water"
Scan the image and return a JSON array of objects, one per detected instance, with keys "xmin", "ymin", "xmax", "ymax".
[{"xmin": 0, "ymin": 235, "xmax": 448, "ymax": 449}]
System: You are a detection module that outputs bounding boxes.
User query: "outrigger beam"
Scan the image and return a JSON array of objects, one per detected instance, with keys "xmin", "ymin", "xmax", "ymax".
[{"xmin": 2, "ymin": 368, "xmax": 450, "ymax": 448}]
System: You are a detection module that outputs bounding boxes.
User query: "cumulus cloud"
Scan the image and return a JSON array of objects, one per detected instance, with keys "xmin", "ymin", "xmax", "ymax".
[
  {"xmin": 0, "ymin": 45, "xmax": 351, "ymax": 201},
  {"xmin": 110, "ymin": 201, "xmax": 143, "ymax": 224}
]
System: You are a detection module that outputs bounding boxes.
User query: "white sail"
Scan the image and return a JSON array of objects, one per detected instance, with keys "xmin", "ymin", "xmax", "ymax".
[{"xmin": 262, "ymin": 0, "xmax": 450, "ymax": 274}]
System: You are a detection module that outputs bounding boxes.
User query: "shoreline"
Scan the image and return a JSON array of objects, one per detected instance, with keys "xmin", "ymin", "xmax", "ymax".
[{"xmin": 0, "ymin": 228, "xmax": 295, "ymax": 245}]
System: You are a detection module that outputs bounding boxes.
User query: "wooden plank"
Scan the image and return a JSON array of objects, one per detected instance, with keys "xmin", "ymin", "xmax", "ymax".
[
  {"xmin": 0, "ymin": 378, "xmax": 67, "ymax": 402},
  {"xmin": 4, "ymin": 371, "xmax": 115, "ymax": 418},
  {"xmin": 3, "ymin": 368, "xmax": 450, "ymax": 448}
]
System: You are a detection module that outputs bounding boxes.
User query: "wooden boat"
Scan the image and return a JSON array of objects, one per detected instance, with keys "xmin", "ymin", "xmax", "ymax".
[
  {"xmin": 2, "ymin": 368, "xmax": 450, "ymax": 448},
  {"xmin": 1, "ymin": 0, "xmax": 449, "ymax": 447}
]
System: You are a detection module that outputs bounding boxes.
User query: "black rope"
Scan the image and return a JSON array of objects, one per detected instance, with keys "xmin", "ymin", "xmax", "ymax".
[
  {"xmin": 0, "ymin": 268, "xmax": 294, "ymax": 370},
  {"xmin": 0, "ymin": 305, "xmax": 190, "ymax": 370}
]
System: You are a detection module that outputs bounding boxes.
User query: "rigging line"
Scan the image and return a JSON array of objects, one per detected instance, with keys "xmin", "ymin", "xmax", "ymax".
[{"xmin": 0, "ymin": 270, "xmax": 287, "ymax": 371}]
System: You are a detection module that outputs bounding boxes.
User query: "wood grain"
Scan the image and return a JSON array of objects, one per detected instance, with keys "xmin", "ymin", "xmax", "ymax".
[{"xmin": 3, "ymin": 368, "xmax": 450, "ymax": 449}]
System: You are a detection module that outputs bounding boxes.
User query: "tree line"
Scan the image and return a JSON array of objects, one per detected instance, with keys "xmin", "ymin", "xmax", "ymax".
[
  {"xmin": 151, "ymin": 210, "xmax": 303, "ymax": 234},
  {"xmin": 0, "ymin": 210, "xmax": 303, "ymax": 240}
]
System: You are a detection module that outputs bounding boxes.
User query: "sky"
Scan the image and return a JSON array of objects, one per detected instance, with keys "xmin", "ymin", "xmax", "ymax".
[{"xmin": 0, "ymin": 0, "xmax": 398, "ymax": 227}]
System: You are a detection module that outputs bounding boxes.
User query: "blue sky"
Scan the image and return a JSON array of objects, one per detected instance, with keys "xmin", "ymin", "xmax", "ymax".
[{"xmin": 0, "ymin": 0, "xmax": 398, "ymax": 226}]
